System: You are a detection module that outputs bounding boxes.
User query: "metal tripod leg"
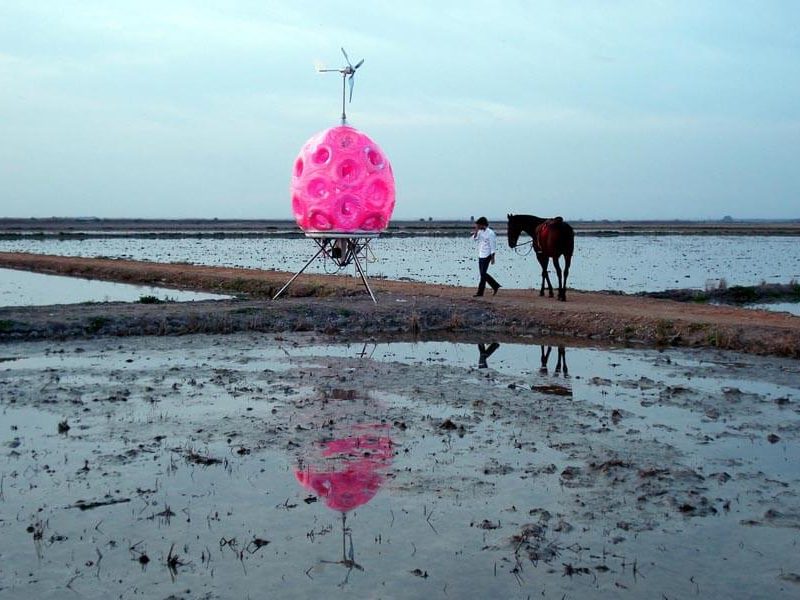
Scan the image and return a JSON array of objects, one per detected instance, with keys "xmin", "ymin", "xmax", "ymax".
[
  {"xmin": 272, "ymin": 245, "xmax": 325, "ymax": 300},
  {"xmin": 350, "ymin": 242, "xmax": 377, "ymax": 304}
]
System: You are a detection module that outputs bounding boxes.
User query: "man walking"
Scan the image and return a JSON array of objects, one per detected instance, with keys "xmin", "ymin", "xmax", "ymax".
[{"xmin": 471, "ymin": 216, "xmax": 501, "ymax": 297}]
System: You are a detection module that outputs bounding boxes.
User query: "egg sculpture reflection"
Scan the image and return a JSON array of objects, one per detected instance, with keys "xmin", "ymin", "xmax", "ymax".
[
  {"xmin": 291, "ymin": 125, "xmax": 395, "ymax": 232},
  {"xmin": 294, "ymin": 432, "xmax": 393, "ymax": 512}
]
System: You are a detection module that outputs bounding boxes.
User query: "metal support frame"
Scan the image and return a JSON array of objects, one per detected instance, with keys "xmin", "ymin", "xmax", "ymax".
[{"xmin": 272, "ymin": 233, "xmax": 379, "ymax": 303}]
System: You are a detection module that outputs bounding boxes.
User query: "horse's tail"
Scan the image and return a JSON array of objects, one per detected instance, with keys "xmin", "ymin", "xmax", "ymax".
[
  {"xmin": 551, "ymin": 217, "xmax": 574, "ymax": 257},
  {"xmin": 563, "ymin": 222, "xmax": 575, "ymax": 257}
]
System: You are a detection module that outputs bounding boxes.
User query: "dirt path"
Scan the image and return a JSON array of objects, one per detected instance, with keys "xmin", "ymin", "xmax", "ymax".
[{"xmin": 1, "ymin": 251, "xmax": 799, "ymax": 356}]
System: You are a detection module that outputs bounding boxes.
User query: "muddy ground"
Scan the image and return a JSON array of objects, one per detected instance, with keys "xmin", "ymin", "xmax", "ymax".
[
  {"xmin": 1, "ymin": 334, "xmax": 799, "ymax": 599},
  {"xmin": 1, "ymin": 251, "xmax": 799, "ymax": 597},
  {"xmin": 1, "ymin": 253, "xmax": 800, "ymax": 357}
]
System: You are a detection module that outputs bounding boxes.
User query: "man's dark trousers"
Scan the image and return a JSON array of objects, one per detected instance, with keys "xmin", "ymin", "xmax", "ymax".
[{"xmin": 477, "ymin": 256, "xmax": 499, "ymax": 296}]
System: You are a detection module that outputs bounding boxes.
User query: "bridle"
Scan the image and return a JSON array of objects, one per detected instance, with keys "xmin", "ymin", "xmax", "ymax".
[{"xmin": 509, "ymin": 228, "xmax": 535, "ymax": 256}]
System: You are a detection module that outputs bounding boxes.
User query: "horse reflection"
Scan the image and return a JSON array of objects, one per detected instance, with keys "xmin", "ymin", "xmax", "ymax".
[
  {"xmin": 295, "ymin": 425, "xmax": 393, "ymax": 584},
  {"xmin": 532, "ymin": 346, "xmax": 571, "ymax": 397},
  {"xmin": 477, "ymin": 342, "xmax": 500, "ymax": 368},
  {"xmin": 539, "ymin": 345, "xmax": 568, "ymax": 377}
]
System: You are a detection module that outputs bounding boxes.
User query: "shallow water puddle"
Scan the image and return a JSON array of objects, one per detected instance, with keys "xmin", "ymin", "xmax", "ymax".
[
  {"xmin": 745, "ymin": 302, "xmax": 800, "ymax": 316},
  {"xmin": 1, "ymin": 334, "xmax": 799, "ymax": 598},
  {"xmin": 0, "ymin": 268, "xmax": 230, "ymax": 307}
]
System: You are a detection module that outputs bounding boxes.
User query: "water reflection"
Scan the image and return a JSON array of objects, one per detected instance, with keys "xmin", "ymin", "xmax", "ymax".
[
  {"xmin": 477, "ymin": 342, "xmax": 500, "ymax": 368},
  {"xmin": 295, "ymin": 428, "xmax": 393, "ymax": 512},
  {"xmin": 355, "ymin": 342, "xmax": 377, "ymax": 359},
  {"xmin": 294, "ymin": 422, "xmax": 393, "ymax": 583},
  {"xmin": 539, "ymin": 345, "xmax": 568, "ymax": 377},
  {"xmin": 4, "ymin": 338, "xmax": 799, "ymax": 598},
  {"xmin": 532, "ymin": 346, "xmax": 571, "ymax": 396}
]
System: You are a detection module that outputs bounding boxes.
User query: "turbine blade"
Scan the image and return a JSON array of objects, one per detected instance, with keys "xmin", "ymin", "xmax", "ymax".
[
  {"xmin": 341, "ymin": 47, "xmax": 353, "ymax": 67},
  {"xmin": 354, "ymin": 58, "xmax": 364, "ymax": 69},
  {"xmin": 348, "ymin": 75, "xmax": 355, "ymax": 102}
]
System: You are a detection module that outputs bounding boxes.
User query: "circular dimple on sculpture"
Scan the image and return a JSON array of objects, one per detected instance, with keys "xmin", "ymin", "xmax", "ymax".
[
  {"xmin": 365, "ymin": 147, "xmax": 383, "ymax": 169},
  {"xmin": 312, "ymin": 145, "xmax": 331, "ymax": 165},
  {"xmin": 308, "ymin": 210, "xmax": 333, "ymax": 231},
  {"xmin": 330, "ymin": 128, "xmax": 357, "ymax": 150},
  {"xmin": 293, "ymin": 158, "xmax": 304, "ymax": 177},
  {"xmin": 292, "ymin": 194, "xmax": 304, "ymax": 217},
  {"xmin": 337, "ymin": 159, "xmax": 360, "ymax": 184},
  {"xmin": 359, "ymin": 213, "xmax": 385, "ymax": 231},
  {"xmin": 307, "ymin": 178, "xmax": 329, "ymax": 200},
  {"xmin": 339, "ymin": 195, "xmax": 360, "ymax": 219},
  {"xmin": 365, "ymin": 179, "xmax": 389, "ymax": 208}
]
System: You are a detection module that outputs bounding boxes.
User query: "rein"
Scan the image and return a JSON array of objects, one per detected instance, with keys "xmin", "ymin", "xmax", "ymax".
[
  {"xmin": 511, "ymin": 231, "xmax": 533, "ymax": 256},
  {"xmin": 510, "ymin": 238, "xmax": 535, "ymax": 256},
  {"xmin": 509, "ymin": 217, "xmax": 545, "ymax": 256}
]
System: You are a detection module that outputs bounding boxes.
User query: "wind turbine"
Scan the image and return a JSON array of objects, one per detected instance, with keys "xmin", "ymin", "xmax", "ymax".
[{"xmin": 317, "ymin": 47, "xmax": 365, "ymax": 125}]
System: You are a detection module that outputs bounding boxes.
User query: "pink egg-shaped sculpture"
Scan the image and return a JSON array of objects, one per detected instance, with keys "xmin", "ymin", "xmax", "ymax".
[{"xmin": 291, "ymin": 125, "xmax": 395, "ymax": 233}]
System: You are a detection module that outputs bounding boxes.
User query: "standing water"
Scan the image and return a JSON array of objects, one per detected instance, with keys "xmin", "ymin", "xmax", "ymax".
[
  {"xmin": 1, "ymin": 334, "xmax": 798, "ymax": 598},
  {"xmin": 2, "ymin": 234, "xmax": 799, "ymax": 294}
]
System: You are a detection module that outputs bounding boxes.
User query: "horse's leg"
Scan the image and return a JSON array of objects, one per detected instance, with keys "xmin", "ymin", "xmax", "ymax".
[
  {"xmin": 536, "ymin": 255, "xmax": 550, "ymax": 296},
  {"xmin": 560, "ymin": 253, "xmax": 571, "ymax": 301},
  {"xmin": 556, "ymin": 346, "xmax": 567, "ymax": 376},
  {"xmin": 552, "ymin": 256, "xmax": 564, "ymax": 301}
]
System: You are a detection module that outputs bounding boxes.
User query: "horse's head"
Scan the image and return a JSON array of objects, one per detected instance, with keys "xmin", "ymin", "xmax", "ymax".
[{"xmin": 507, "ymin": 213, "xmax": 521, "ymax": 248}]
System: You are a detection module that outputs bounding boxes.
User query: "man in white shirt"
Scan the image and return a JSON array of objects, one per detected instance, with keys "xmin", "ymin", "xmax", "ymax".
[{"xmin": 471, "ymin": 216, "xmax": 501, "ymax": 297}]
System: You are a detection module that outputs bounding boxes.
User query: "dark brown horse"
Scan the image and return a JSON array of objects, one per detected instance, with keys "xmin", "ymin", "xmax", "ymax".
[{"xmin": 507, "ymin": 213, "xmax": 574, "ymax": 301}]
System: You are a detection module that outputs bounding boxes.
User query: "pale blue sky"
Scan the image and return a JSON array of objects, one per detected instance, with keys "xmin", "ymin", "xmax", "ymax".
[{"xmin": 1, "ymin": 1, "xmax": 798, "ymax": 220}]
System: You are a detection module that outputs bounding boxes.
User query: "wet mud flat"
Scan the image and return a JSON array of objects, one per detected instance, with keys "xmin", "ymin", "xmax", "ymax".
[{"xmin": 1, "ymin": 333, "xmax": 799, "ymax": 599}]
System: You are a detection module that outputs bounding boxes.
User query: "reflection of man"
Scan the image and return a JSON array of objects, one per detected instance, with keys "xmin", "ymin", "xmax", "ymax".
[{"xmin": 478, "ymin": 342, "xmax": 500, "ymax": 368}]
